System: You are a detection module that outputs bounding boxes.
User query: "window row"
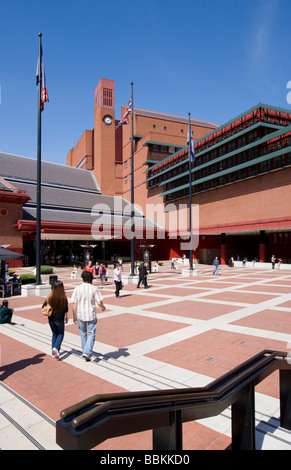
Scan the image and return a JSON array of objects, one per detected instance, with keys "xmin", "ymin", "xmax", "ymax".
[
  {"xmin": 164, "ymin": 153, "xmax": 291, "ymax": 202},
  {"xmin": 148, "ymin": 135, "xmax": 291, "ymax": 189}
]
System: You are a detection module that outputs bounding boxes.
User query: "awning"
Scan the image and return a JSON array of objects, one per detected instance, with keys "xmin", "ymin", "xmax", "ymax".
[{"xmin": 0, "ymin": 247, "xmax": 24, "ymax": 260}]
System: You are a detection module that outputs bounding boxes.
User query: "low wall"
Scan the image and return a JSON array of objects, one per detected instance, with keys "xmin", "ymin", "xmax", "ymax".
[{"xmin": 233, "ymin": 261, "xmax": 291, "ymax": 270}]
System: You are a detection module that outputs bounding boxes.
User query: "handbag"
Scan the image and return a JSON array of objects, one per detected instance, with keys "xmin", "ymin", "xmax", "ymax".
[{"xmin": 42, "ymin": 303, "xmax": 53, "ymax": 317}]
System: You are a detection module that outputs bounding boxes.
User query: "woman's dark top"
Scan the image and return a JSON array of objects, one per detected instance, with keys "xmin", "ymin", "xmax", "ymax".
[{"xmin": 42, "ymin": 299, "xmax": 68, "ymax": 322}]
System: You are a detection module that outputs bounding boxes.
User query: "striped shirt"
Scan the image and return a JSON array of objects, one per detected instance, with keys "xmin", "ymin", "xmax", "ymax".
[{"xmin": 71, "ymin": 282, "xmax": 103, "ymax": 321}]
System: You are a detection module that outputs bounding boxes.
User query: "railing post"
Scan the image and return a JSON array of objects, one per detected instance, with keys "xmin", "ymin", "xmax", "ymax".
[
  {"xmin": 231, "ymin": 382, "xmax": 256, "ymax": 450},
  {"xmin": 280, "ymin": 369, "xmax": 291, "ymax": 431},
  {"xmin": 152, "ymin": 410, "xmax": 182, "ymax": 450}
]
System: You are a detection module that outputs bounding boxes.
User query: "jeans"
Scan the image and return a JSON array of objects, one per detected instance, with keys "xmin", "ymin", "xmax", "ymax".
[
  {"xmin": 213, "ymin": 265, "xmax": 219, "ymax": 275},
  {"xmin": 78, "ymin": 317, "xmax": 97, "ymax": 357},
  {"xmin": 49, "ymin": 319, "xmax": 65, "ymax": 352}
]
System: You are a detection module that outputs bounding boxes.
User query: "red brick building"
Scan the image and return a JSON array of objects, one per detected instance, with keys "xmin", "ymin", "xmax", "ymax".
[
  {"xmin": 2, "ymin": 78, "xmax": 291, "ymax": 267},
  {"xmin": 67, "ymin": 79, "xmax": 291, "ymax": 264},
  {"xmin": 0, "ymin": 177, "xmax": 30, "ymax": 267}
]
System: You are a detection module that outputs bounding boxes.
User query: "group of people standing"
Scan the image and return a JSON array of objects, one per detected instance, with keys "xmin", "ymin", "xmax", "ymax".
[{"xmin": 83, "ymin": 261, "xmax": 108, "ymax": 285}]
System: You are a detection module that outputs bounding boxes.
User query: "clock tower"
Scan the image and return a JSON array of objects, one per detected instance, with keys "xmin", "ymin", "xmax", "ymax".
[{"xmin": 94, "ymin": 78, "xmax": 116, "ymax": 195}]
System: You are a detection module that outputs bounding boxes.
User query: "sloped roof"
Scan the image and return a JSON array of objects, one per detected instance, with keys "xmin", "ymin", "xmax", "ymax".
[
  {"xmin": 0, "ymin": 152, "xmax": 100, "ymax": 192},
  {"xmin": 0, "ymin": 152, "xmax": 161, "ymax": 233}
]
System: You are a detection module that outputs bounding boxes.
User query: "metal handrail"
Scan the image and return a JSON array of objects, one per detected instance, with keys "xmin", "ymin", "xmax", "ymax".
[{"xmin": 56, "ymin": 350, "xmax": 291, "ymax": 450}]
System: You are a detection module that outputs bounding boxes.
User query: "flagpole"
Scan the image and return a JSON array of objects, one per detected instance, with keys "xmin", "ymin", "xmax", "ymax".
[
  {"xmin": 188, "ymin": 112, "xmax": 193, "ymax": 271},
  {"xmin": 130, "ymin": 82, "xmax": 135, "ymax": 275},
  {"xmin": 36, "ymin": 32, "xmax": 42, "ymax": 285}
]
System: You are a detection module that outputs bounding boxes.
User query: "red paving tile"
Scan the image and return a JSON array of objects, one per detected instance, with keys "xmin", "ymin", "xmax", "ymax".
[
  {"xmin": 236, "ymin": 284, "xmax": 291, "ymax": 294},
  {"xmin": 152, "ymin": 287, "xmax": 206, "ymax": 297},
  {"xmin": 104, "ymin": 293, "xmax": 163, "ymax": 307},
  {"xmin": 145, "ymin": 299, "xmax": 243, "ymax": 320},
  {"xmin": 15, "ymin": 305, "xmax": 59, "ymax": 325},
  {"xmin": 5, "ymin": 296, "xmax": 45, "ymax": 309},
  {"xmin": 187, "ymin": 281, "xmax": 238, "ymax": 289},
  {"xmin": 150, "ymin": 278, "xmax": 187, "ymax": 285},
  {"xmin": 0, "ymin": 334, "xmax": 125, "ymax": 422},
  {"xmin": 231, "ymin": 309, "xmax": 291, "ymax": 335},
  {"xmin": 146, "ymin": 329, "xmax": 287, "ymax": 398},
  {"xmin": 264, "ymin": 279, "xmax": 291, "ymax": 286},
  {"xmin": 199, "ymin": 290, "xmax": 279, "ymax": 304},
  {"xmin": 225, "ymin": 277, "xmax": 264, "ymax": 283},
  {"xmin": 66, "ymin": 313, "xmax": 188, "ymax": 348},
  {"xmin": 12, "ymin": 303, "xmax": 75, "ymax": 325},
  {"xmin": 278, "ymin": 300, "xmax": 291, "ymax": 308}
]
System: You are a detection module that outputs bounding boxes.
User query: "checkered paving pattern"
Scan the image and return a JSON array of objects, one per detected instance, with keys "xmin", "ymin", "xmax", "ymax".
[{"xmin": 1, "ymin": 262, "xmax": 291, "ymax": 450}]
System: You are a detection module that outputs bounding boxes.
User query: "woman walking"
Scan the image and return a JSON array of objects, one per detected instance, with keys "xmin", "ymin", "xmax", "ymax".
[{"xmin": 42, "ymin": 280, "xmax": 68, "ymax": 360}]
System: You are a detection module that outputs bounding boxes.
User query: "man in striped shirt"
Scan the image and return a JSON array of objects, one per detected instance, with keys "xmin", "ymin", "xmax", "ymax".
[{"xmin": 72, "ymin": 270, "xmax": 106, "ymax": 361}]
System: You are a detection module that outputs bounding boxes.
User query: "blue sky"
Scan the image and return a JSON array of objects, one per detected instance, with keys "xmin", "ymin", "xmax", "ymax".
[{"xmin": 1, "ymin": 0, "xmax": 291, "ymax": 165}]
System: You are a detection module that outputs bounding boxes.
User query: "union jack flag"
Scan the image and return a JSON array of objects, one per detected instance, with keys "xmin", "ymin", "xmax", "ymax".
[{"xmin": 116, "ymin": 97, "xmax": 132, "ymax": 128}]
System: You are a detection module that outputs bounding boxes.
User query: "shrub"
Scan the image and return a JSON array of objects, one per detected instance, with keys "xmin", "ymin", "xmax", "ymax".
[
  {"xmin": 40, "ymin": 265, "xmax": 53, "ymax": 274},
  {"xmin": 20, "ymin": 274, "xmax": 36, "ymax": 284}
]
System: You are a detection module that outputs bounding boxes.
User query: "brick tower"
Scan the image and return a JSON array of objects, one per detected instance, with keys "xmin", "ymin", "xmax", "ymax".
[{"xmin": 94, "ymin": 78, "xmax": 116, "ymax": 194}]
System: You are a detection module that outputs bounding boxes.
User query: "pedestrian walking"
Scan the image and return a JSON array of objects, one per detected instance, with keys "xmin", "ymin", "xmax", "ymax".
[
  {"xmin": 42, "ymin": 281, "xmax": 68, "ymax": 360},
  {"xmin": 72, "ymin": 270, "xmax": 105, "ymax": 361},
  {"xmin": 137, "ymin": 262, "xmax": 149, "ymax": 288},
  {"xmin": 212, "ymin": 256, "xmax": 220, "ymax": 276},
  {"xmin": 99, "ymin": 263, "xmax": 107, "ymax": 285},
  {"xmin": 114, "ymin": 262, "xmax": 122, "ymax": 297}
]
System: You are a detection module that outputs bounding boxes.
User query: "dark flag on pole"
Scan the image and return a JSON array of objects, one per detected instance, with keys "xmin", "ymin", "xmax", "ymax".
[
  {"xmin": 187, "ymin": 119, "xmax": 195, "ymax": 163},
  {"xmin": 36, "ymin": 44, "xmax": 49, "ymax": 112}
]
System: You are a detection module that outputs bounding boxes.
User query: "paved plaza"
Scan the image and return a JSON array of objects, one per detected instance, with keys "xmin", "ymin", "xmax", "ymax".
[{"xmin": 1, "ymin": 261, "xmax": 291, "ymax": 450}]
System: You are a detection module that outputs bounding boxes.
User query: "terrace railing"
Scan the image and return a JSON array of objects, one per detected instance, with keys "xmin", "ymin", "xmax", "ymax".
[{"xmin": 56, "ymin": 350, "xmax": 291, "ymax": 450}]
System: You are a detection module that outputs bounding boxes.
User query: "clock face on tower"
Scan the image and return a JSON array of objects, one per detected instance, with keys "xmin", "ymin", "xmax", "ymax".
[{"xmin": 103, "ymin": 115, "xmax": 113, "ymax": 125}]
